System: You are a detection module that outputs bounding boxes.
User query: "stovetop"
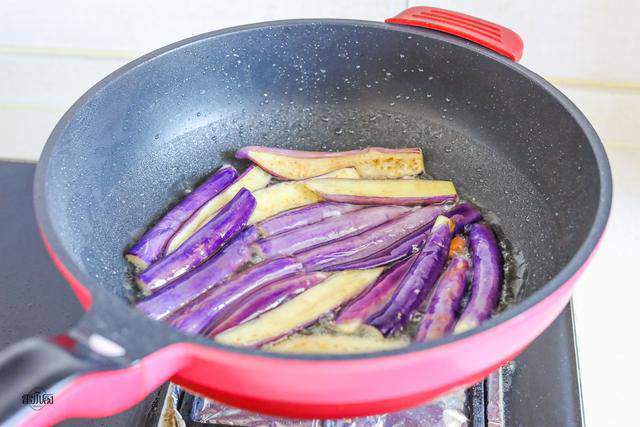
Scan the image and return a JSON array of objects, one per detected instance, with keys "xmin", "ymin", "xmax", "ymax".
[{"xmin": 0, "ymin": 161, "xmax": 584, "ymax": 426}]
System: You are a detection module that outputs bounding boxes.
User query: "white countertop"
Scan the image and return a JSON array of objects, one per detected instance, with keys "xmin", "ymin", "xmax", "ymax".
[{"xmin": 572, "ymin": 146, "xmax": 640, "ymax": 426}]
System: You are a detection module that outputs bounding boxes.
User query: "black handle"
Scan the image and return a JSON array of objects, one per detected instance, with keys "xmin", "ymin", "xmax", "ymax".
[{"xmin": 0, "ymin": 332, "xmax": 127, "ymax": 425}]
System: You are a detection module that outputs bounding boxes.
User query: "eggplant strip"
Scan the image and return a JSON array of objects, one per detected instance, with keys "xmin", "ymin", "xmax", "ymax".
[
  {"xmin": 297, "ymin": 205, "xmax": 447, "ymax": 271},
  {"xmin": 255, "ymin": 202, "xmax": 362, "ymax": 238},
  {"xmin": 368, "ymin": 216, "xmax": 453, "ymax": 336},
  {"xmin": 135, "ymin": 227, "xmax": 259, "ymax": 320},
  {"xmin": 253, "ymin": 205, "xmax": 411, "ymax": 260},
  {"xmin": 214, "ymin": 268, "xmax": 383, "ymax": 347},
  {"xmin": 453, "ymin": 223, "xmax": 502, "ymax": 333},
  {"xmin": 236, "ymin": 146, "xmax": 424, "ymax": 180},
  {"xmin": 264, "ymin": 333, "xmax": 409, "ymax": 354},
  {"xmin": 207, "ymin": 272, "xmax": 330, "ymax": 336},
  {"xmin": 416, "ymin": 236, "xmax": 470, "ymax": 342},
  {"xmin": 334, "ymin": 254, "xmax": 416, "ymax": 333},
  {"xmin": 248, "ymin": 167, "xmax": 359, "ymax": 224},
  {"xmin": 333, "ymin": 202, "xmax": 481, "ymax": 270},
  {"xmin": 169, "ymin": 257, "xmax": 303, "ymax": 336},
  {"xmin": 305, "ymin": 178, "xmax": 456, "ymax": 205},
  {"xmin": 125, "ymin": 165, "xmax": 238, "ymax": 270},
  {"xmin": 166, "ymin": 165, "xmax": 271, "ymax": 253},
  {"xmin": 136, "ymin": 189, "xmax": 255, "ymax": 293}
]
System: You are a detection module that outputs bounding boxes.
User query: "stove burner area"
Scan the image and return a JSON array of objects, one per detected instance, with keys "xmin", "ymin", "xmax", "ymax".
[
  {"xmin": 163, "ymin": 380, "xmax": 473, "ymax": 426},
  {"xmin": 160, "ymin": 375, "xmax": 492, "ymax": 426},
  {"xmin": 0, "ymin": 161, "xmax": 584, "ymax": 426}
]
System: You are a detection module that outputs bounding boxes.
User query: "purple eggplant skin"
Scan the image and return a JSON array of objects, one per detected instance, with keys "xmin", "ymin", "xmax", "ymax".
[
  {"xmin": 253, "ymin": 205, "xmax": 411, "ymax": 261},
  {"xmin": 125, "ymin": 165, "xmax": 238, "ymax": 270},
  {"xmin": 448, "ymin": 202, "xmax": 483, "ymax": 234},
  {"xmin": 333, "ymin": 202, "xmax": 481, "ymax": 270},
  {"xmin": 367, "ymin": 216, "xmax": 453, "ymax": 336},
  {"xmin": 136, "ymin": 189, "xmax": 255, "ymax": 293},
  {"xmin": 335, "ymin": 254, "xmax": 416, "ymax": 328},
  {"xmin": 415, "ymin": 238, "xmax": 470, "ymax": 342},
  {"xmin": 169, "ymin": 257, "xmax": 303, "ymax": 336},
  {"xmin": 135, "ymin": 227, "xmax": 259, "ymax": 320},
  {"xmin": 207, "ymin": 271, "xmax": 330, "ymax": 336},
  {"xmin": 453, "ymin": 223, "xmax": 503, "ymax": 334},
  {"xmin": 255, "ymin": 202, "xmax": 362, "ymax": 238},
  {"xmin": 298, "ymin": 205, "xmax": 447, "ymax": 271}
]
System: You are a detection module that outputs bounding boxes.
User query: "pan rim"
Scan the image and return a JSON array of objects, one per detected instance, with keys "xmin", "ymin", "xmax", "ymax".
[{"xmin": 34, "ymin": 18, "xmax": 612, "ymax": 361}]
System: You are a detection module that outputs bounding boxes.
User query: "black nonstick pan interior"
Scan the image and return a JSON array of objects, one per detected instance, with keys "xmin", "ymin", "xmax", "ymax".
[{"xmin": 37, "ymin": 21, "xmax": 603, "ymax": 337}]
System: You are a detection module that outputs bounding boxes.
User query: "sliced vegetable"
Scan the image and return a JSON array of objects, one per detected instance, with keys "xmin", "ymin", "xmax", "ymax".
[
  {"xmin": 135, "ymin": 227, "xmax": 259, "ymax": 320},
  {"xmin": 207, "ymin": 272, "xmax": 330, "ymax": 336},
  {"xmin": 454, "ymin": 224, "xmax": 502, "ymax": 334},
  {"xmin": 166, "ymin": 165, "xmax": 271, "ymax": 254},
  {"xmin": 333, "ymin": 202, "xmax": 481, "ymax": 270},
  {"xmin": 255, "ymin": 202, "xmax": 362, "ymax": 238},
  {"xmin": 252, "ymin": 205, "xmax": 411, "ymax": 261},
  {"xmin": 335, "ymin": 255, "xmax": 416, "ymax": 333},
  {"xmin": 248, "ymin": 167, "xmax": 359, "ymax": 224},
  {"xmin": 136, "ymin": 189, "xmax": 255, "ymax": 293},
  {"xmin": 169, "ymin": 258, "xmax": 303, "ymax": 336},
  {"xmin": 416, "ymin": 236, "xmax": 470, "ymax": 342},
  {"xmin": 368, "ymin": 216, "xmax": 453, "ymax": 336},
  {"xmin": 236, "ymin": 146, "xmax": 424, "ymax": 180},
  {"xmin": 125, "ymin": 165, "xmax": 238, "ymax": 270},
  {"xmin": 214, "ymin": 268, "xmax": 383, "ymax": 347},
  {"xmin": 305, "ymin": 178, "xmax": 456, "ymax": 206},
  {"xmin": 298, "ymin": 205, "xmax": 447, "ymax": 271},
  {"xmin": 448, "ymin": 202, "xmax": 483, "ymax": 233},
  {"xmin": 263, "ymin": 333, "xmax": 409, "ymax": 354}
]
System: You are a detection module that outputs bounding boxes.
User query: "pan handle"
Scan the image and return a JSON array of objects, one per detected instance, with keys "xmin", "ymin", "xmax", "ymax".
[
  {"xmin": 0, "ymin": 332, "xmax": 186, "ymax": 426},
  {"xmin": 386, "ymin": 6, "xmax": 524, "ymax": 61}
]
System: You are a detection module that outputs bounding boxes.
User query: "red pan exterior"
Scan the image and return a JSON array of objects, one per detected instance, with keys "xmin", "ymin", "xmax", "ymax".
[{"xmin": 30, "ymin": 230, "xmax": 600, "ymax": 425}]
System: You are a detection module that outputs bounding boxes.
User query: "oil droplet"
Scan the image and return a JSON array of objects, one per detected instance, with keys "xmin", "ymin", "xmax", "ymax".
[{"xmin": 334, "ymin": 128, "xmax": 343, "ymax": 135}]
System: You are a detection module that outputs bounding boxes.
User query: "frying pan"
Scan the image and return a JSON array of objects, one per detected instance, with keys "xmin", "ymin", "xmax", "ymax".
[{"xmin": 0, "ymin": 6, "xmax": 611, "ymax": 426}]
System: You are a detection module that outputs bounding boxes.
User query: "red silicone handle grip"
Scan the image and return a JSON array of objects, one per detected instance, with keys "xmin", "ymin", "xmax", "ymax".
[{"xmin": 386, "ymin": 7, "xmax": 523, "ymax": 61}]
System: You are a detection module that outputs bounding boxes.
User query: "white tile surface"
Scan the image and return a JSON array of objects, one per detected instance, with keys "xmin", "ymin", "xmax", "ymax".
[
  {"xmin": 0, "ymin": 53, "xmax": 128, "ymax": 110},
  {"xmin": 0, "ymin": 107, "xmax": 60, "ymax": 161},
  {"xmin": 408, "ymin": 0, "xmax": 640, "ymax": 83},
  {"xmin": 572, "ymin": 146, "xmax": 640, "ymax": 427},
  {"xmin": 0, "ymin": 54, "xmax": 128, "ymax": 161},
  {"xmin": 554, "ymin": 84, "xmax": 640, "ymax": 147},
  {"xmin": 1, "ymin": 0, "xmax": 406, "ymax": 54}
]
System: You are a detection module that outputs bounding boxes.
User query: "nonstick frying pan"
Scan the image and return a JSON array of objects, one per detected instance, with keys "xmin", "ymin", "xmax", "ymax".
[{"xmin": 0, "ymin": 6, "xmax": 611, "ymax": 426}]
